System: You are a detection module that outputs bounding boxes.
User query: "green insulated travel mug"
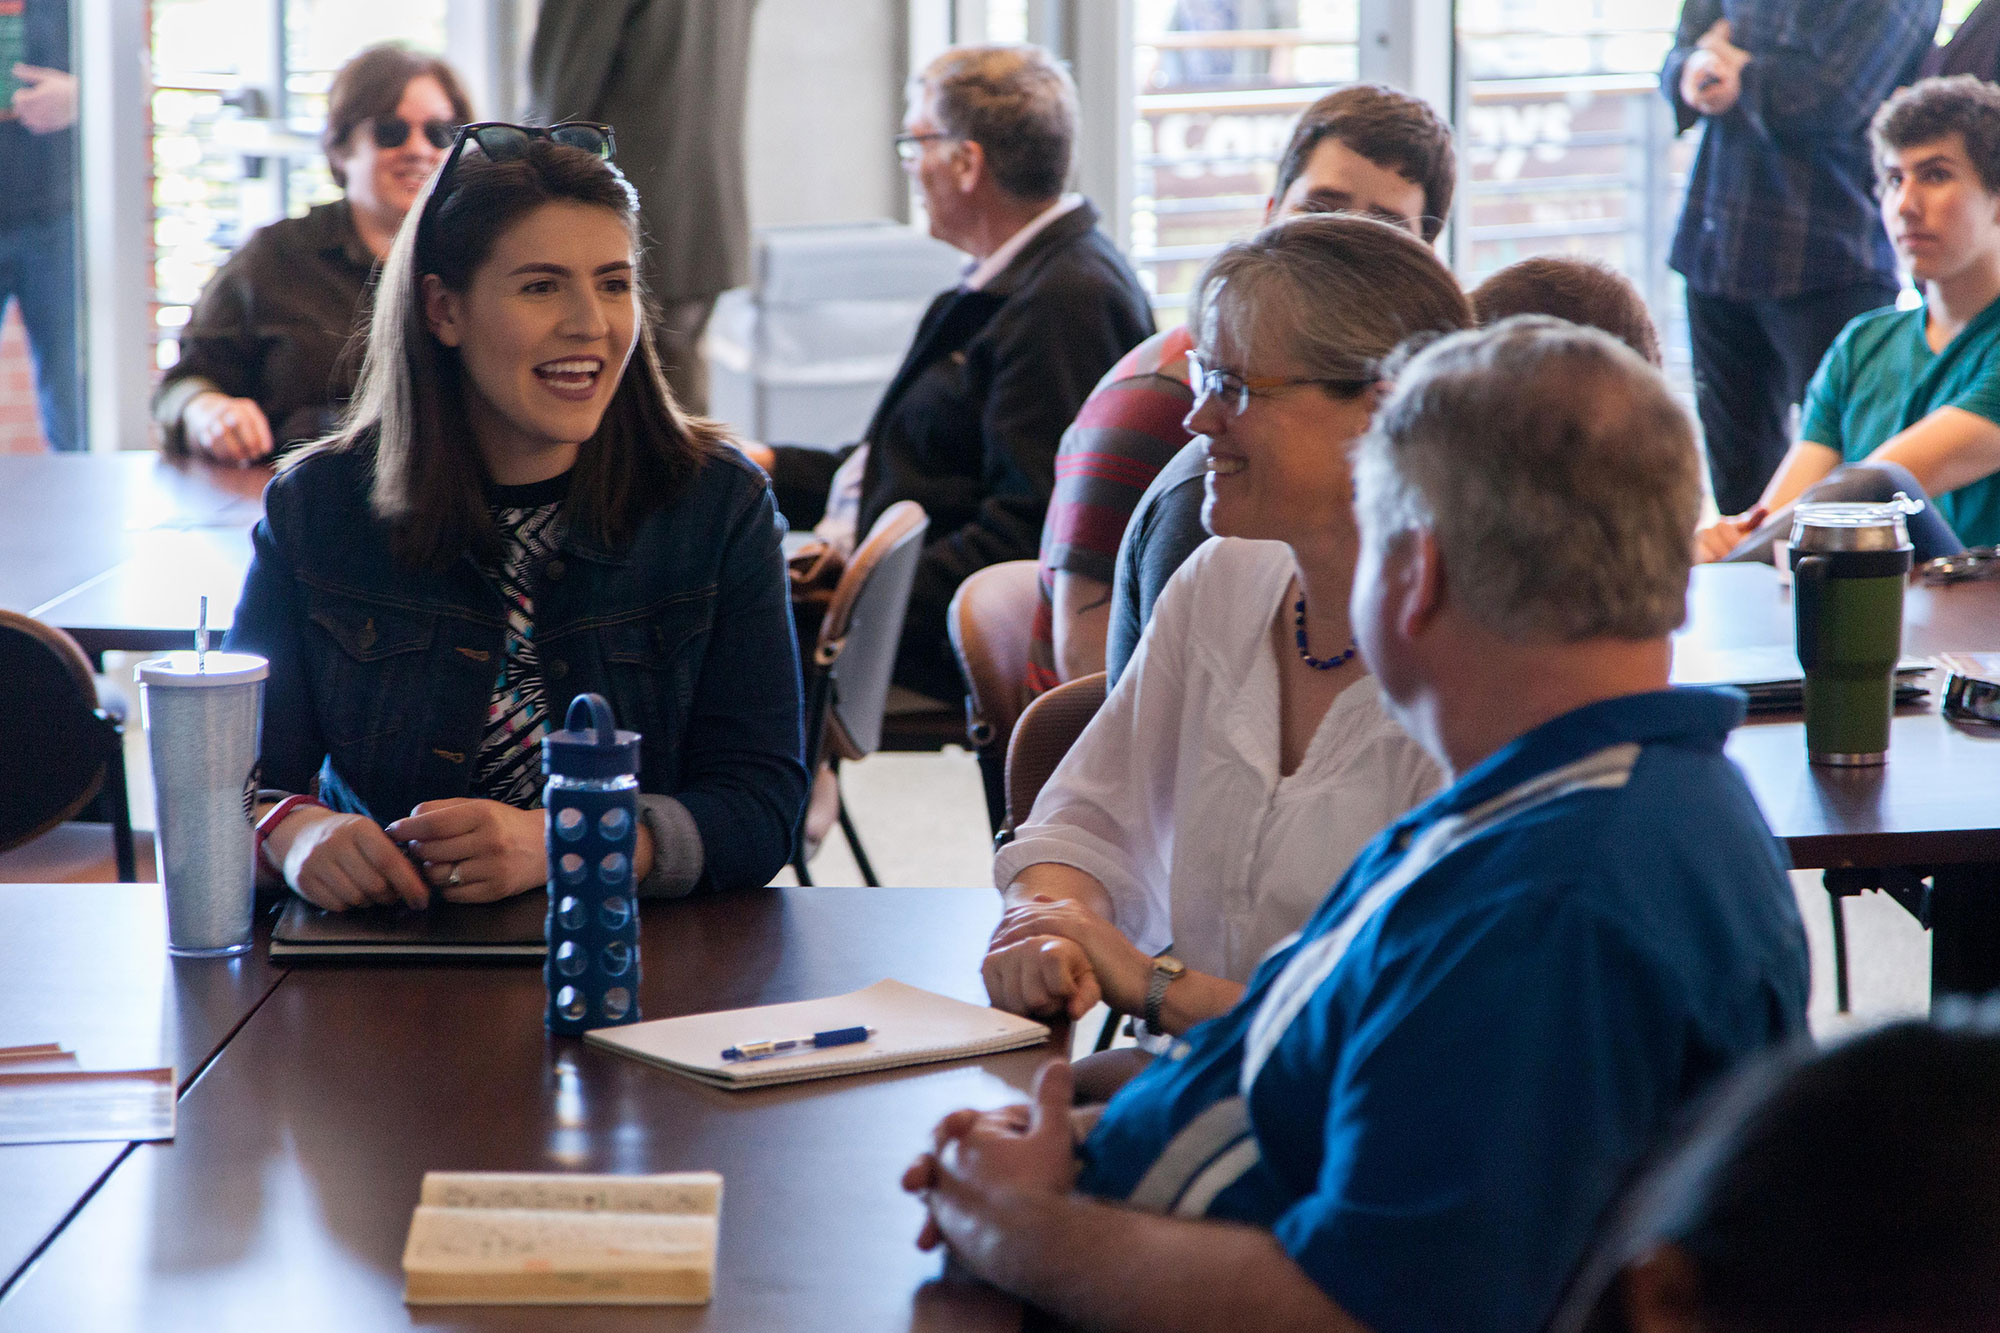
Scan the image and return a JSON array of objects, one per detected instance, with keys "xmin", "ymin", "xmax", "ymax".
[{"xmin": 1791, "ymin": 499, "xmax": 1917, "ymax": 766}]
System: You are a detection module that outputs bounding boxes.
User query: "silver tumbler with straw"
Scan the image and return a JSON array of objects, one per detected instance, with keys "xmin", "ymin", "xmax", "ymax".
[{"xmin": 136, "ymin": 599, "xmax": 268, "ymax": 957}]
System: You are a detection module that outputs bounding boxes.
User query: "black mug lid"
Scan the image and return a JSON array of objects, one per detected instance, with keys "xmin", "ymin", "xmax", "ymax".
[{"xmin": 542, "ymin": 692, "xmax": 640, "ymax": 779}]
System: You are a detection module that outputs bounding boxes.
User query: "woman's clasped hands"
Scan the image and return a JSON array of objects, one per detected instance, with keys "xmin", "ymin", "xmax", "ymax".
[
  {"xmin": 265, "ymin": 798, "xmax": 628, "ymax": 912},
  {"xmin": 389, "ymin": 799, "xmax": 549, "ymax": 904},
  {"xmin": 982, "ymin": 895, "xmax": 1154, "ymax": 1023}
]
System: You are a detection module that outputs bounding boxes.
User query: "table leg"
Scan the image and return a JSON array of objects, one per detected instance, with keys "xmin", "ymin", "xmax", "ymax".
[{"xmin": 1929, "ymin": 864, "xmax": 2000, "ymax": 998}]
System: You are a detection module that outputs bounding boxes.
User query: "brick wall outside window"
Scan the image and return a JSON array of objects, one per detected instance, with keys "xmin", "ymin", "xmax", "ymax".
[{"xmin": 0, "ymin": 305, "xmax": 50, "ymax": 455}]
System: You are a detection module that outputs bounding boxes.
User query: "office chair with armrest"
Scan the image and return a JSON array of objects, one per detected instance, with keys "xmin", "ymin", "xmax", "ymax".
[
  {"xmin": 946, "ymin": 559, "xmax": 1040, "ymax": 836},
  {"xmin": 795, "ymin": 501, "xmax": 929, "ymax": 885},
  {"xmin": 1001, "ymin": 671, "xmax": 1107, "ymax": 843},
  {"xmin": 998, "ymin": 670, "xmax": 1123, "ymax": 1049},
  {"xmin": 0, "ymin": 611, "xmax": 139, "ymax": 882}
]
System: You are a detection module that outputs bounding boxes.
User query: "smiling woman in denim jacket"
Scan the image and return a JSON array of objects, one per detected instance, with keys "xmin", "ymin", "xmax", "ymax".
[{"xmin": 227, "ymin": 128, "xmax": 807, "ymax": 911}]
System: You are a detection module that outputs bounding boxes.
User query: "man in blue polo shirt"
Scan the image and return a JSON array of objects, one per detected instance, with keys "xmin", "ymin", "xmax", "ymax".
[{"xmin": 903, "ymin": 319, "xmax": 1810, "ymax": 1333}]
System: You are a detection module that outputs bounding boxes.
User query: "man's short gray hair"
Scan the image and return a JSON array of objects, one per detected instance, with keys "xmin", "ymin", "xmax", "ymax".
[
  {"xmin": 1354, "ymin": 317, "xmax": 1701, "ymax": 642},
  {"xmin": 918, "ymin": 44, "xmax": 1077, "ymax": 202}
]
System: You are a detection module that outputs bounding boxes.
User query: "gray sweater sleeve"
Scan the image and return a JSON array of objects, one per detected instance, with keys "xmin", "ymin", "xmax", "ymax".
[{"xmin": 637, "ymin": 793, "xmax": 706, "ymax": 898}]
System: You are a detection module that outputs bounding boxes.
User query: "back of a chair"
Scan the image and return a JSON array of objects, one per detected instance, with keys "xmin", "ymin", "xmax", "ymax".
[
  {"xmin": 0, "ymin": 612, "xmax": 114, "ymax": 852},
  {"xmin": 815, "ymin": 501, "xmax": 929, "ymax": 764},
  {"xmin": 1003, "ymin": 671, "xmax": 1107, "ymax": 836},
  {"xmin": 946, "ymin": 559, "xmax": 1041, "ymax": 758}
]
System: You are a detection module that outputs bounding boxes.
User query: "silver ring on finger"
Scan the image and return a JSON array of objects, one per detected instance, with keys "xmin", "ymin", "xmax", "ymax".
[{"xmin": 447, "ymin": 862, "xmax": 463, "ymax": 888}]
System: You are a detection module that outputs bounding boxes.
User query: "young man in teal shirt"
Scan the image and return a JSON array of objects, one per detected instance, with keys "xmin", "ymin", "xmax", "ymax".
[{"xmin": 1698, "ymin": 75, "xmax": 2000, "ymax": 562}]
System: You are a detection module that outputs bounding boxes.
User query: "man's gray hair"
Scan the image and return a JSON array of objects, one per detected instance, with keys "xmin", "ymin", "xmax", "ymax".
[
  {"xmin": 918, "ymin": 44, "xmax": 1077, "ymax": 201},
  {"xmin": 1354, "ymin": 317, "xmax": 1701, "ymax": 642}
]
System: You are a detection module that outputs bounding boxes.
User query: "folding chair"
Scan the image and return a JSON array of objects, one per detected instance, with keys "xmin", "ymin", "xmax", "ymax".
[{"xmin": 794, "ymin": 502, "xmax": 929, "ymax": 885}]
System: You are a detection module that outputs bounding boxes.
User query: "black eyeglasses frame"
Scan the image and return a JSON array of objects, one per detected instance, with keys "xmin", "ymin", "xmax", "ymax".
[{"xmin": 1185, "ymin": 351, "xmax": 1379, "ymax": 417}]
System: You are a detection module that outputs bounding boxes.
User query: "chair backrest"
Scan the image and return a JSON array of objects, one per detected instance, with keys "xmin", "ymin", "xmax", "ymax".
[
  {"xmin": 1003, "ymin": 671, "xmax": 1107, "ymax": 836},
  {"xmin": 0, "ymin": 611, "xmax": 114, "ymax": 852},
  {"xmin": 814, "ymin": 501, "xmax": 929, "ymax": 763},
  {"xmin": 946, "ymin": 559, "xmax": 1041, "ymax": 757}
]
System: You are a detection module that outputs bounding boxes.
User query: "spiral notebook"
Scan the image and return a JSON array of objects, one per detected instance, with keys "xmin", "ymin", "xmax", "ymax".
[{"xmin": 584, "ymin": 979, "xmax": 1051, "ymax": 1089}]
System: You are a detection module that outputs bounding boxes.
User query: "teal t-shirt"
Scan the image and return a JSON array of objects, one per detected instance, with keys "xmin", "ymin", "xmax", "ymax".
[{"xmin": 1799, "ymin": 299, "xmax": 2000, "ymax": 547}]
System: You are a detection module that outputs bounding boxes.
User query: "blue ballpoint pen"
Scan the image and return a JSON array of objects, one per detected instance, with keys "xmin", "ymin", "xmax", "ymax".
[{"xmin": 721, "ymin": 1025, "xmax": 876, "ymax": 1062}]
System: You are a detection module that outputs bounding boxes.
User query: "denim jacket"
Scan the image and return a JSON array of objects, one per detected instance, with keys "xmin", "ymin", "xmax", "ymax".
[{"xmin": 226, "ymin": 442, "xmax": 807, "ymax": 895}]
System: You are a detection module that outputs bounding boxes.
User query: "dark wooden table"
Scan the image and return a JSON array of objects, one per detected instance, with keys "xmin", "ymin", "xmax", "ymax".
[
  {"xmin": 0, "ymin": 452, "xmax": 268, "ymax": 652},
  {"xmin": 32, "ymin": 525, "xmax": 257, "ymax": 658},
  {"xmin": 0, "ymin": 883, "xmax": 285, "ymax": 1299},
  {"xmin": 1678, "ymin": 564, "xmax": 2000, "ymax": 993},
  {"xmin": 12, "ymin": 471, "xmax": 803, "ymax": 659},
  {"xmin": 0, "ymin": 887, "xmax": 1039, "ymax": 1331}
]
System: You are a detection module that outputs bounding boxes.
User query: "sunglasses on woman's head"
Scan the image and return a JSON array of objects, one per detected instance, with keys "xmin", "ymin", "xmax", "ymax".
[
  {"xmin": 371, "ymin": 114, "xmax": 458, "ymax": 151},
  {"xmin": 450, "ymin": 121, "xmax": 616, "ymax": 164},
  {"xmin": 417, "ymin": 121, "xmax": 618, "ymax": 241}
]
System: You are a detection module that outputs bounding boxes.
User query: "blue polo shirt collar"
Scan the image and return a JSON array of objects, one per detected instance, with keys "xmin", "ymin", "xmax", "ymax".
[{"xmin": 1430, "ymin": 687, "xmax": 1746, "ymax": 824}]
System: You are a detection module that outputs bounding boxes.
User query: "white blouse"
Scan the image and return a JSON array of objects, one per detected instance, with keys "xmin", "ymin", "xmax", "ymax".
[{"xmin": 993, "ymin": 537, "xmax": 1443, "ymax": 984}]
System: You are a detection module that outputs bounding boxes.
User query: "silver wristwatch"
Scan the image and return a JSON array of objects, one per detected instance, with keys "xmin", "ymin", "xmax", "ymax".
[{"xmin": 1143, "ymin": 953, "xmax": 1187, "ymax": 1034}]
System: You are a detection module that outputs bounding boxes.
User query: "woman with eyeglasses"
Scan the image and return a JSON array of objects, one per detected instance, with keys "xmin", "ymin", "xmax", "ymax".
[
  {"xmin": 155, "ymin": 43, "xmax": 472, "ymax": 464},
  {"xmin": 982, "ymin": 214, "xmax": 1471, "ymax": 1050},
  {"xmin": 226, "ymin": 125, "xmax": 807, "ymax": 910}
]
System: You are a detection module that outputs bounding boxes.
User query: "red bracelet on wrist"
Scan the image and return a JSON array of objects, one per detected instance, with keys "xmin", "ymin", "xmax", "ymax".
[{"xmin": 254, "ymin": 794, "xmax": 328, "ymax": 872}]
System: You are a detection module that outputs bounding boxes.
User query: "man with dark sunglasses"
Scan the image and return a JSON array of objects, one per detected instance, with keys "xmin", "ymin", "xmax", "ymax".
[
  {"xmin": 155, "ymin": 44, "xmax": 472, "ymax": 463},
  {"xmin": 529, "ymin": 0, "xmax": 759, "ymax": 415}
]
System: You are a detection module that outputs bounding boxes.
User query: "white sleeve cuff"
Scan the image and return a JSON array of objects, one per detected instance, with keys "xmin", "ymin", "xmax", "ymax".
[{"xmin": 993, "ymin": 832, "xmax": 1171, "ymax": 958}]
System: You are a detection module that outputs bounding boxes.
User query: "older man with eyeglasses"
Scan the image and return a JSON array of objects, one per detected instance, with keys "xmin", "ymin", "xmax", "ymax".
[{"xmin": 749, "ymin": 43, "xmax": 1153, "ymax": 705}]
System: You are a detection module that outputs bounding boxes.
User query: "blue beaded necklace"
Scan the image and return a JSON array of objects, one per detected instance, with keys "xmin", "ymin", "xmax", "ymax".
[{"xmin": 1293, "ymin": 596, "xmax": 1356, "ymax": 671}]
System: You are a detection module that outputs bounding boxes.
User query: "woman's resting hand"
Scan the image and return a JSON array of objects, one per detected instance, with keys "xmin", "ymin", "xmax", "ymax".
[
  {"xmin": 985, "ymin": 895, "xmax": 1153, "ymax": 1019},
  {"xmin": 984, "ymin": 932, "xmax": 1103, "ymax": 1021},
  {"xmin": 269, "ymin": 806, "xmax": 429, "ymax": 911}
]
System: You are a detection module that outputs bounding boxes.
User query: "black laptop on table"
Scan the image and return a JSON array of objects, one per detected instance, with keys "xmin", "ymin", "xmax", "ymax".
[{"xmin": 270, "ymin": 890, "xmax": 548, "ymax": 960}]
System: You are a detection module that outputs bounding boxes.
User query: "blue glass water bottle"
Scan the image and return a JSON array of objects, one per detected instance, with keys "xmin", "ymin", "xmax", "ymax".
[{"xmin": 542, "ymin": 693, "xmax": 643, "ymax": 1035}]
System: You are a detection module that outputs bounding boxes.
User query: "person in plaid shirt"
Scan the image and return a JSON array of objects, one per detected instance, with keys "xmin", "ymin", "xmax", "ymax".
[{"xmin": 1664, "ymin": 0, "xmax": 1940, "ymax": 515}]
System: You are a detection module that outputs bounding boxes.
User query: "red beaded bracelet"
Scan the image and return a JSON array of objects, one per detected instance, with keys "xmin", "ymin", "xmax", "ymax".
[{"xmin": 253, "ymin": 794, "xmax": 328, "ymax": 873}]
